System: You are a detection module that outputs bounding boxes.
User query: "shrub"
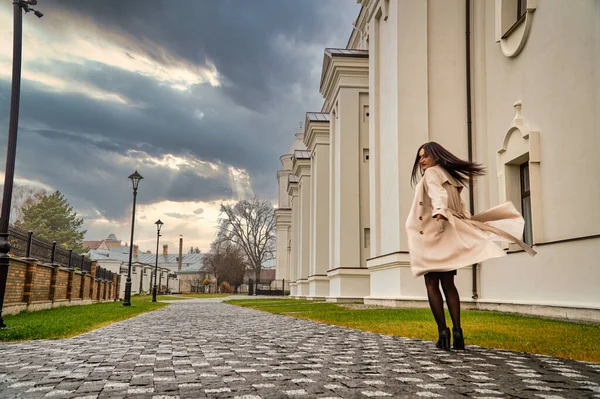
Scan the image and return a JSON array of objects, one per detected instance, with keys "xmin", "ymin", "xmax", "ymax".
[{"xmin": 219, "ymin": 281, "xmax": 233, "ymax": 294}]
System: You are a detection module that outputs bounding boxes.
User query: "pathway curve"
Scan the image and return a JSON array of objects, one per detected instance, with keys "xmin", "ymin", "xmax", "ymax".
[{"xmin": 0, "ymin": 299, "xmax": 598, "ymax": 398}]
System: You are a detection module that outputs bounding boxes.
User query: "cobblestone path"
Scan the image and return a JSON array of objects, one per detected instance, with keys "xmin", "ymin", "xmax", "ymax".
[{"xmin": 0, "ymin": 299, "xmax": 599, "ymax": 398}]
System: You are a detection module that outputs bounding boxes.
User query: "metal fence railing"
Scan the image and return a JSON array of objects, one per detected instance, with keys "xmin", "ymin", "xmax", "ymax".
[
  {"xmin": 250, "ymin": 279, "xmax": 289, "ymax": 296},
  {"xmin": 7, "ymin": 225, "xmax": 99, "ymax": 277}
]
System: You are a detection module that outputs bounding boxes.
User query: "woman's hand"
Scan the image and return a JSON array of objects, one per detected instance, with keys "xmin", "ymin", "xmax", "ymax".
[{"xmin": 435, "ymin": 214, "xmax": 448, "ymax": 221}]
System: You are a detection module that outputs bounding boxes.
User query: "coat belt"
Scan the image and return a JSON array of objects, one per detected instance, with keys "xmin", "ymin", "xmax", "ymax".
[{"xmin": 449, "ymin": 210, "xmax": 537, "ymax": 257}]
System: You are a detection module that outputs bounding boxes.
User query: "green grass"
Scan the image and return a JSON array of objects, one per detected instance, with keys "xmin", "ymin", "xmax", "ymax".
[
  {"xmin": 0, "ymin": 297, "xmax": 167, "ymax": 342},
  {"xmin": 226, "ymin": 299, "xmax": 600, "ymax": 363}
]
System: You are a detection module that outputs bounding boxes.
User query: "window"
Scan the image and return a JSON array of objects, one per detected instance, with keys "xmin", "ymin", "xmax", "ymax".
[
  {"xmin": 520, "ymin": 162, "xmax": 533, "ymax": 246},
  {"xmin": 502, "ymin": 0, "xmax": 527, "ymax": 39},
  {"xmin": 496, "ymin": 0, "xmax": 536, "ymax": 57},
  {"xmin": 517, "ymin": 0, "xmax": 527, "ymax": 19},
  {"xmin": 497, "ymin": 101, "xmax": 543, "ymax": 245}
]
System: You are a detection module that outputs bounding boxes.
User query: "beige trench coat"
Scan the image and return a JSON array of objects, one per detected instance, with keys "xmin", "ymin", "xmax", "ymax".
[{"xmin": 405, "ymin": 165, "xmax": 534, "ymax": 277}]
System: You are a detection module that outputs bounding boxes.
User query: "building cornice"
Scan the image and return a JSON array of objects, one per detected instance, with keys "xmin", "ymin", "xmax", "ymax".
[
  {"xmin": 304, "ymin": 114, "xmax": 330, "ymax": 152},
  {"xmin": 275, "ymin": 208, "xmax": 292, "ymax": 225},
  {"xmin": 277, "ymin": 169, "xmax": 292, "ymax": 179},
  {"xmin": 279, "ymin": 153, "xmax": 293, "ymax": 163},
  {"xmin": 292, "ymin": 156, "xmax": 311, "ymax": 178},
  {"xmin": 319, "ymin": 51, "xmax": 369, "ymax": 112},
  {"xmin": 287, "ymin": 175, "xmax": 299, "ymax": 197},
  {"xmin": 347, "ymin": 0, "xmax": 372, "ymax": 50}
]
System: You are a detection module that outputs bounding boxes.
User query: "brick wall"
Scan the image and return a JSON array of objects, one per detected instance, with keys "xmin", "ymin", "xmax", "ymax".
[
  {"xmin": 2, "ymin": 259, "xmax": 121, "ymax": 315},
  {"xmin": 4, "ymin": 259, "xmax": 27, "ymax": 304},
  {"xmin": 55, "ymin": 269, "xmax": 69, "ymax": 300},
  {"xmin": 32, "ymin": 265, "xmax": 52, "ymax": 302},
  {"xmin": 83, "ymin": 275, "xmax": 91, "ymax": 300},
  {"xmin": 72, "ymin": 274, "xmax": 81, "ymax": 299}
]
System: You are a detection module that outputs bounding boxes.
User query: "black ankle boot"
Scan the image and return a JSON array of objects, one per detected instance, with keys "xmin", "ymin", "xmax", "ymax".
[
  {"xmin": 435, "ymin": 328, "xmax": 451, "ymax": 349},
  {"xmin": 452, "ymin": 327, "xmax": 465, "ymax": 350}
]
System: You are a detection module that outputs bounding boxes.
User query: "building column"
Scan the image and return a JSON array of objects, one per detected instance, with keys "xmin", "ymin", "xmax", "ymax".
[
  {"xmin": 293, "ymin": 150, "xmax": 311, "ymax": 298},
  {"xmin": 287, "ymin": 175, "xmax": 300, "ymax": 297},
  {"xmin": 275, "ymin": 210, "xmax": 291, "ymax": 282},
  {"xmin": 275, "ymin": 152, "xmax": 293, "ymax": 282},
  {"xmin": 304, "ymin": 113, "xmax": 331, "ymax": 300},
  {"xmin": 320, "ymin": 49, "xmax": 370, "ymax": 302}
]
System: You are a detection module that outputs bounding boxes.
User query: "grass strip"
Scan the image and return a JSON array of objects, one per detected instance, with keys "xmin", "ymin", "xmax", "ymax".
[
  {"xmin": 0, "ymin": 297, "xmax": 167, "ymax": 342},
  {"xmin": 226, "ymin": 299, "xmax": 600, "ymax": 363}
]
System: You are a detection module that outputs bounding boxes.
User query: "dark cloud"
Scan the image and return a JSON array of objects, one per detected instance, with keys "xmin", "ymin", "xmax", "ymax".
[
  {"xmin": 193, "ymin": 208, "xmax": 204, "ymax": 215},
  {"xmin": 0, "ymin": 0, "xmax": 360, "ymax": 235},
  {"xmin": 44, "ymin": 0, "xmax": 355, "ymax": 110}
]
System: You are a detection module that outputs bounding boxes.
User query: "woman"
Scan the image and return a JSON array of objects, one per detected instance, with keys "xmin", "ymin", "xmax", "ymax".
[{"xmin": 405, "ymin": 142, "xmax": 536, "ymax": 350}]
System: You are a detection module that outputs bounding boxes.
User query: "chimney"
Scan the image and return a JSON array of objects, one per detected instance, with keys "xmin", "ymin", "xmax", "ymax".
[
  {"xmin": 133, "ymin": 245, "xmax": 139, "ymax": 258},
  {"xmin": 178, "ymin": 236, "xmax": 183, "ymax": 271},
  {"xmin": 163, "ymin": 244, "xmax": 168, "ymax": 256}
]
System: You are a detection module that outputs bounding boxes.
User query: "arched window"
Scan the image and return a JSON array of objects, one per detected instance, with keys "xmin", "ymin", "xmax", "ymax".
[
  {"xmin": 497, "ymin": 101, "xmax": 543, "ymax": 246},
  {"xmin": 495, "ymin": 0, "xmax": 536, "ymax": 57}
]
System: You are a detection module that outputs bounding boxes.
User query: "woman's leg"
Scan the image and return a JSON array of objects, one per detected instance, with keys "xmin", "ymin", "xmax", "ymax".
[
  {"xmin": 440, "ymin": 271, "xmax": 465, "ymax": 349},
  {"xmin": 424, "ymin": 272, "xmax": 447, "ymax": 330},
  {"xmin": 440, "ymin": 272, "xmax": 461, "ymax": 329}
]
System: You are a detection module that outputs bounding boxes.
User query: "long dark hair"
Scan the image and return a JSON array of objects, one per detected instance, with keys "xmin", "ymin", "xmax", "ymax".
[{"xmin": 410, "ymin": 142, "xmax": 486, "ymax": 187}]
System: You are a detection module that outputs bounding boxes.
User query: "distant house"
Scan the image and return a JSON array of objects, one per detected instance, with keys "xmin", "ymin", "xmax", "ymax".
[
  {"xmin": 87, "ymin": 233, "xmax": 207, "ymax": 296},
  {"xmin": 178, "ymin": 262, "xmax": 214, "ymax": 293},
  {"xmin": 83, "ymin": 232, "xmax": 121, "ymax": 251}
]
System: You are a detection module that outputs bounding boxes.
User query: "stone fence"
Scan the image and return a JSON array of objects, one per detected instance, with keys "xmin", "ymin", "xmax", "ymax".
[{"xmin": 3, "ymin": 257, "xmax": 120, "ymax": 315}]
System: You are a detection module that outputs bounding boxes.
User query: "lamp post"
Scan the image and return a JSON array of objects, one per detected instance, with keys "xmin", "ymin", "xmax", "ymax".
[
  {"xmin": 152, "ymin": 219, "xmax": 163, "ymax": 302},
  {"xmin": 123, "ymin": 170, "xmax": 143, "ymax": 306},
  {"xmin": 0, "ymin": 0, "xmax": 43, "ymax": 328}
]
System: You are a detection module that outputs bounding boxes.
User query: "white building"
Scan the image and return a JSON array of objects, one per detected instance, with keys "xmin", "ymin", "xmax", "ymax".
[
  {"xmin": 89, "ymin": 238, "xmax": 202, "ymax": 296},
  {"xmin": 275, "ymin": 0, "xmax": 600, "ymax": 321}
]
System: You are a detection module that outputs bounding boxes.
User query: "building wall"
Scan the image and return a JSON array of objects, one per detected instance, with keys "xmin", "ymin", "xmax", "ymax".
[
  {"xmin": 363, "ymin": 0, "xmax": 600, "ymax": 317},
  {"xmin": 277, "ymin": 0, "xmax": 599, "ymax": 319},
  {"xmin": 470, "ymin": 0, "xmax": 600, "ymax": 309},
  {"xmin": 2, "ymin": 259, "xmax": 119, "ymax": 315}
]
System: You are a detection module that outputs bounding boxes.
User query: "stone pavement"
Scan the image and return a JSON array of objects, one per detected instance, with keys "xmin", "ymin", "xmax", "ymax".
[{"xmin": 0, "ymin": 298, "xmax": 599, "ymax": 399}]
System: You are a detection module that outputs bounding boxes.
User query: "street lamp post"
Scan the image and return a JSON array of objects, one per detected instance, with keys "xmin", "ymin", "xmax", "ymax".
[
  {"xmin": 123, "ymin": 171, "xmax": 143, "ymax": 306},
  {"xmin": 152, "ymin": 219, "xmax": 163, "ymax": 302},
  {"xmin": 0, "ymin": 0, "xmax": 43, "ymax": 328}
]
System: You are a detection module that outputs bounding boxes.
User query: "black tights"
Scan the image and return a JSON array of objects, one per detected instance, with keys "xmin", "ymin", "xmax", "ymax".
[{"xmin": 424, "ymin": 271, "xmax": 461, "ymax": 331}]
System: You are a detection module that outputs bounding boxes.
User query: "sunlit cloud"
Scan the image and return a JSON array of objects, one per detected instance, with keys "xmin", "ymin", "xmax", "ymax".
[
  {"xmin": 0, "ymin": 6, "xmax": 221, "ymax": 97},
  {"xmin": 84, "ymin": 200, "xmax": 223, "ymax": 252}
]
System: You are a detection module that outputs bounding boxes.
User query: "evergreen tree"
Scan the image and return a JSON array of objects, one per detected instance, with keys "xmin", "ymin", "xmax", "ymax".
[{"xmin": 15, "ymin": 190, "xmax": 87, "ymax": 253}]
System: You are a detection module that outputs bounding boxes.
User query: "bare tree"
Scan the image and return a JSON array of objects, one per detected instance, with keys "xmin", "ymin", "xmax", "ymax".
[
  {"xmin": 203, "ymin": 244, "xmax": 224, "ymax": 285},
  {"xmin": 203, "ymin": 240, "xmax": 247, "ymax": 290},
  {"xmin": 217, "ymin": 197, "xmax": 276, "ymax": 284},
  {"xmin": 2, "ymin": 184, "xmax": 47, "ymax": 224}
]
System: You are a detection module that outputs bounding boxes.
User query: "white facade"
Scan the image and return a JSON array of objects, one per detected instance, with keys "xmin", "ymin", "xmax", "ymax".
[
  {"xmin": 304, "ymin": 113, "xmax": 331, "ymax": 299},
  {"xmin": 277, "ymin": 0, "xmax": 600, "ymax": 321},
  {"xmin": 321, "ymin": 49, "xmax": 371, "ymax": 302},
  {"xmin": 98, "ymin": 260, "xmax": 179, "ymax": 298}
]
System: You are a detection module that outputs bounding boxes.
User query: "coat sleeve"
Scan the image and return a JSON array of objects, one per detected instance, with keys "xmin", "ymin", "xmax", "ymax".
[{"xmin": 424, "ymin": 168, "xmax": 448, "ymax": 218}]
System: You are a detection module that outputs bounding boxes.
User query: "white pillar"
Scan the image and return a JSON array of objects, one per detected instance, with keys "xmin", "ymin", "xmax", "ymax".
[
  {"xmin": 275, "ymin": 153, "xmax": 293, "ymax": 282},
  {"xmin": 304, "ymin": 113, "xmax": 331, "ymax": 299},
  {"xmin": 320, "ymin": 49, "xmax": 370, "ymax": 302},
  {"xmin": 287, "ymin": 175, "xmax": 300, "ymax": 297},
  {"xmin": 294, "ymin": 150, "xmax": 311, "ymax": 297}
]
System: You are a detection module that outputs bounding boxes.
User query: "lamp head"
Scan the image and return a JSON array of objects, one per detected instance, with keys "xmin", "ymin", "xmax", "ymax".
[
  {"xmin": 128, "ymin": 170, "xmax": 143, "ymax": 191},
  {"xmin": 155, "ymin": 219, "xmax": 164, "ymax": 233}
]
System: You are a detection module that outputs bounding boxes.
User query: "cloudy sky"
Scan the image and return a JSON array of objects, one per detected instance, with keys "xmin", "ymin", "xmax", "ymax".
[{"xmin": 0, "ymin": 0, "xmax": 360, "ymax": 253}]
